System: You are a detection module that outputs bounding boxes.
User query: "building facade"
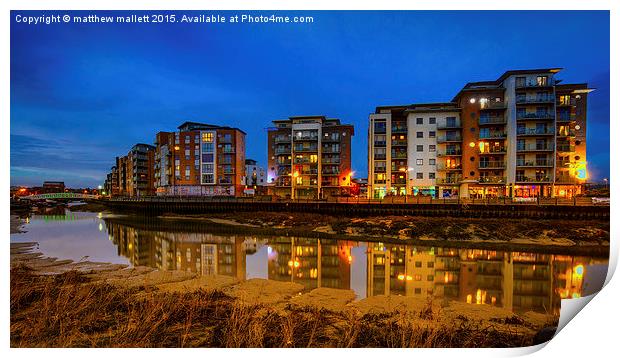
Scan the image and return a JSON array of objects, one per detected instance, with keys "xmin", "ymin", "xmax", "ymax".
[
  {"xmin": 154, "ymin": 122, "xmax": 246, "ymax": 197},
  {"xmin": 368, "ymin": 68, "xmax": 592, "ymax": 199},
  {"xmin": 267, "ymin": 116, "xmax": 354, "ymax": 199}
]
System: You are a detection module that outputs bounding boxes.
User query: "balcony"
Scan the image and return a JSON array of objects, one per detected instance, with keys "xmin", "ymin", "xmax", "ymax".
[
  {"xmin": 478, "ymin": 147, "xmax": 506, "ymax": 155},
  {"xmin": 322, "ymin": 146, "xmax": 341, "ymax": 154},
  {"xmin": 373, "ymin": 166, "xmax": 386, "ymax": 173},
  {"xmin": 437, "ymin": 121, "xmax": 462, "ymax": 130},
  {"xmin": 478, "ymin": 161, "xmax": 505, "ymax": 169},
  {"xmin": 556, "ymin": 113, "xmax": 576, "ymax": 122},
  {"xmin": 221, "ymin": 148, "xmax": 235, "ymax": 154},
  {"xmin": 479, "ymin": 116, "xmax": 506, "ymax": 125},
  {"xmin": 374, "ymin": 124, "xmax": 387, "ymax": 134},
  {"xmin": 556, "ymin": 129, "xmax": 576, "ymax": 138},
  {"xmin": 557, "ymin": 99, "xmax": 577, "ymax": 107},
  {"xmin": 517, "ymin": 112, "xmax": 555, "ymax": 121},
  {"xmin": 293, "ymin": 145, "xmax": 318, "ymax": 152},
  {"xmin": 323, "ymin": 134, "xmax": 341, "ymax": 142},
  {"xmin": 479, "ymin": 132, "xmax": 507, "ymax": 140},
  {"xmin": 275, "ymin": 147, "xmax": 291, "ymax": 154},
  {"xmin": 374, "ymin": 154, "xmax": 387, "ymax": 160},
  {"xmin": 437, "ymin": 163, "xmax": 462, "ymax": 171},
  {"xmin": 437, "ymin": 134, "xmax": 462, "ymax": 143},
  {"xmin": 480, "ymin": 101, "xmax": 507, "ymax": 110},
  {"xmin": 437, "ymin": 149, "xmax": 462, "ymax": 156},
  {"xmin": 437, "ymin": 176, "xmax": 462, "ymax": 184},
  {"xmin": 391, "ymin": 139, "xmax": 408, "ymax": 147},
  {"xmin": 517, "ymin": 128, "xmax": 554, "ymax": 136},
  {"xmin": 517, "ymin": 143, "xmax": 554, "ymax": 152},
  {"xmin": 374, "ymin": 141, "xmax": 386, "ymax": 147},
  {"xmin": 392, "ymin": 126, "xmax": 408, "ymax": 133},
  {"xmin": 515, "ymin": 176, "xmax": 553, "ymax": 184},
  {"xmin": 221, "ymin": 168, "xmax": 235, "ymax": 174},
  {"xmin": 219, "ymin": 178, "xmax": 233, "ymax": 185},
  {"xmin": 322, "ymin": 157, "xmax": 341, "ymax": 164},
  {"xmin": 478, "ymin": 176, "xmax": 506, "ymax": 184},
  {"xmin": 391, "ymin": 152, "xmax": 407, "ymax": 159},
  {"xmin": 294, "ymin": 135, "xmax": 318, "ymax": 141},
  {"xmin": 274, "ymin": 135, "xmax": 291, "ymax": 143},
  {"xmin": 557, "ymin": 144, "xmax": 576, "ymax": 152},
  {"xmin": 516, "ymin": 160, "xmax": 553, "ymax": 168},
  {"xmin": 302, "ymin": 169, "xmax": 320, "ymax": 175},
  {"xmin": 515, "ymin": 80, "xmax": 555, "ymax": 89},
  {"xmin": 516, "ymin": 95, "xmax": 555, "ymax": 105}
]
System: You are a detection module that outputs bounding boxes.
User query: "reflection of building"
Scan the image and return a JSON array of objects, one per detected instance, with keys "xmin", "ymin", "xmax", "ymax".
[
  {"xmin": 267, "ymin": 116, "xmax": 355, "ymax": 199},
  {"xmin": 104, "ymin": 219, "xmax": 604, "ymax": 315},
  {"xmin": 365, "ymin": 244, "xmax": 604, "ymax": 314},
  {"xmin": 267, "ymin": 238, "xmax": 352, "ymax": 290}
]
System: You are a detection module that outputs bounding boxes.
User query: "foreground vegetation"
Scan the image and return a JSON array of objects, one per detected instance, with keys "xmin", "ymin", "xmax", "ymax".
[{"xmin": 10, "ymin": 265, "xmax": 551, "ymax": 348}]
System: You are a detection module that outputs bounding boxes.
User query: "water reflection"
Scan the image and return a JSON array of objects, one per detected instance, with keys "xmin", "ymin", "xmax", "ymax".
[{"xmin": 104, "ymin": 217, "xmax": 607, "ymax": 314}]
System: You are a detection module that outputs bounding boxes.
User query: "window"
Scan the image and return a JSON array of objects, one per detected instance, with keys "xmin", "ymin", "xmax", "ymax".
[
  {"xmin": 202, "ymin": 132, "xmax": 214, "ymax": 142},
  {"xmin": 185, "ymin": 166, "xmax": 190, "ymax": 180},
  {"xmin": 429, "ymin": 172, "xmax": 435, "ymax": 179},
  {"xmin": 415, "ymin": 261, "xmax": 422, "ymax": 268},
  {"xmin": 414, "ymin": 288, "xmax": 422, "ymax": 294},
  {"xmin": 416, "ymin": 159, "xmax": 423, "ymax": 166},
  {"xmin": 427, "ymin": 275, "xmax": 434, "ymax": 282},
  {"xmin": 429, "ymin": 131, "xmax": 436, "ymax": 138},
  {"xmin": 416, "ymin": 173, "xmax": 423, "ymax": 179},
  {"xmin": 416, "ymin": 118, "xmax": 423, "ymax": 125},
  {"xmin": 429, "ymin": 117, "xmax": 436, "ymax": 124},
  {"xmin": 416, "ymin": 131, "xmax": 423, "ymax": 138},
  {"xmin": 429, "ymin": 145, "xmax": 436, "ymax": 152},
  {"xmin": 185, "ymin": 135, "xmax": 190, "ymax": 143},
  {"xmin": 536, "ymin": 76, "xmax": 548, "ymax": 86},
  {"xmin": 416, "ymin": 145, "xmax": 423, "ymax": 152},
  {"xmin": 429, "ymin": 159, "xmax": 436, "ymax": 166},
  {"xmin": 427, "ymin": 262, "xmax": 434, "ymax": 268}
]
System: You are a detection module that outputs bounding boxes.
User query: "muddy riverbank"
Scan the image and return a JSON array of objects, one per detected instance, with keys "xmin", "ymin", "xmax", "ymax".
[
  {"xmin": 10, "ymin": 242, "xmax": 557, "ymax": 348},
  {"xmin": 152, "ymin": 211, "xmax": 609, "ymax": 257}
]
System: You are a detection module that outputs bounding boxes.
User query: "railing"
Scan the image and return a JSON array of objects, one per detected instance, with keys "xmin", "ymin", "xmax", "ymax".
[
  {"xmin": 556, "ymin": 113, "xmax": 576, "ymax": 122},
  {"xmin": 322, "ymin": 147, "xmax": 341, "ymax": 153},
  {"xmin": 221, "ymin": 168, "xmax": 235, "ymax": 174},
  {"xmin": 107, "ymin": 195, "xmax": 606, "ymax": 207},
  {"xmin": 374, "ymin": 141, "xmax": 386, "ymax": 147},
  {"xmin": 479, "ymin": 116, "xmax": 506, "ymax": 125},
  {"xmin": 515, "ymin": 80, "xmax": 554, "ymax": 88},
  {"xmin": 517, "ymin": 112, "xmax": 554, "ymax": 120},
  {"xmin": 516, "ymin": 95, "xmax": 555, "ymax": 104},
  {"xmin": 517, "ymin": 144, "xmax": 554, "ymax": 151},
  {"xmin": 557, "ymin": 144, "xmax": 576, "ymax": 152},
  {"xmin": 517, "ymin": 128, "xmax": 554, "ymax": 136},
  {"xmin": 294, "ymin": 135, "xmax": 318, "ymax": 141},
  {"xmin": 436, "ymin": 177, "xmax": 462, "ymax": 184},
  {"xmin": 221, "ymin": 148, "xmax": 235, "ymax": 154},
  {"xmin": 437, "ymin": 163, "xmax": 462, "ymax": 170},
  {"xmin": 374, "ymin": 154, "xmax": 387, "ymax": 160},
  {"xmin": 391, "ymin": 140, "xmax": 408, "ymax": 146},
  {"xmin": 437, "ymin": 135, "xmax": 462, "ymax": 143},
  {"xmin": 373, "ymin": 167, "xmax": 386, "ymax": 173},
  {"xmin": 515, "ymin": 177, "xmax": 552, "ymax": 183},
  {"xmin": 517, "ymin": 160, "xmax": 553, "ymax": 167},
  {"xmin": 478, "ymin": 147, "xmax": 506, "ymax": 154},
  {"xmin": 293, "ymin": 146, "xmax": 318, "ymax": 152},
  {"xmin": 391, "ymin": 152, "xmax": 407, "ymax": 159},
  {"xmin": 374, "ymin": 126, "xmax": 387, "ymax": 134},
  {"xmin": 274, "ymin": 136, "xmax": 291, "ymax": 143},
  {"xmin": 392, "ymin": 126, "xmax": 408, "ymax": 133},
  {"xmin": 322, "ymin": 158, "xmax": 341, "ymax": 164},
  {"xmin": 556, "ymin": 129, "xmax": 576, "ymax": 137},
  {"xmin": 479, "ymin": 132, "xmax": 507, "ymax": 140},
  {"xmin": 437, "ymin": 121, "xmax": 461, "ymax": 129},
  {"xmin": 480, "ymin": 101, "xmax": 506, "ymax": 110},
  {"xmin": 275, "ymin": 147, "xmax": 291, "ymax": 154},
  {"xmin": 437, "ymin": 149, "xmax": 462, "ymax": 156},
  {"xmin": 478, "ymin": 176, "xmax": 506, "ymax": 184},
  {"xmin": 478, "ymin": 161, "xmax": 505, "ymax": 169}
]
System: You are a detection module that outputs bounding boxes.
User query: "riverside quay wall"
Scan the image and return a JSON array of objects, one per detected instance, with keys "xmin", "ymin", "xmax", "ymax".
[{"xmin": 98, "ymin": 197, "xmax": 608, "ymax": 220}]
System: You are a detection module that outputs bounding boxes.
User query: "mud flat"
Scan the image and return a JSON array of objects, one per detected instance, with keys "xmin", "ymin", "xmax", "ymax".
[{"xmin": 11, "ymin": 242, "xmax": 557, "ymax": 348}]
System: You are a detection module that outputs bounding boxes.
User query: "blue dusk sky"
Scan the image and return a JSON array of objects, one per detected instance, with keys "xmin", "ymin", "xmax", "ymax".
[{"xmin": 10, "ymin": 10, "xmax": 610, "ymax": 188}]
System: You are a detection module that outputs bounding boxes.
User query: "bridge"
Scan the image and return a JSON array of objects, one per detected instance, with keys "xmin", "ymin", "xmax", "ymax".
[{"xmin": 21, "ymin": 193, "xmax": 100, "ymax": 200}]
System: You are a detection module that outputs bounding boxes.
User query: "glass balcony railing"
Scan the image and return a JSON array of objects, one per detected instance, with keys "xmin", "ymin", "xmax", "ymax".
[
  {"xmin": 517, "ymin": 112, "xmax": 554, "ymax": 120},
  {"xmin": 437, "ymin": 134, "xmax": 462, "ymax": 143},
  {"xmin": 479, "ymin": 132, "xmax": 507, "ymax": 140},
  {"xmin": 517, "ymin": 128, "xmax": 555, "ymax": 136},
  {"xmin": 479, "ymin": 116, "xmax": 506, "ymax": 125},
  {"xmin": 516, "ymin": 143, "xmax": 555, "ymax": 151},
  {"xmin": 516, "ymin": 160, "xmax": 553, "ymax": 167},
  {"xmin": 478, "ymin": 161, "xmax": 505, "ymax": 169},
  {"xmin": 516, "ymin": 95, "xmax": 555, "ymax": 104}
]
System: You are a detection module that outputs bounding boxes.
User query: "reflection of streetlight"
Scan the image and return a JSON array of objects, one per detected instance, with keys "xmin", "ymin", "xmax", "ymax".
[
  {"xmin": 291, "ymin": 171, "xmax": 300, "ymax": 200},
  {"xmin": 603, "ymin": 178, "xmax": 608, "ymax": 190}
]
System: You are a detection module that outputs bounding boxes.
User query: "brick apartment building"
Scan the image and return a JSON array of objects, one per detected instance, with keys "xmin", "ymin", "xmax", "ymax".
[{"xmin": 154, "ymin": 122, "xmax": 246, "ymax": 196}]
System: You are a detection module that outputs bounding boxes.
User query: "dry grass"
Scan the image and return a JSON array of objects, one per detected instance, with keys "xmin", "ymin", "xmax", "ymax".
[{"xmin": 11, "ymin": 265, "xmax": 535, "ymax": 348}]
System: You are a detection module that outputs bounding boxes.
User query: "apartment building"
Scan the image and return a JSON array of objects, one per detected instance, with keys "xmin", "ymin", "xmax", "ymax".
[
  {"xmin": 153, "ymin": 122, "xmax": 246, "ymax": 196},
  {"xmin": 110, "ymin": 144, "xmax": 155, "ymax": 197},
  {"xmin": 368, "ymin": 103, "xmax": 460, "ymax": 198},
  {"xmin": 368, "ymin": 68, "xmax": 592, "ymax": 198},
  {"xmin": 244, "ymin": 159, "xmax": 266, "ymax": 187},
  {"xmin": 267, "ymin": 116, "xmax": 354, "ymax": 199}
]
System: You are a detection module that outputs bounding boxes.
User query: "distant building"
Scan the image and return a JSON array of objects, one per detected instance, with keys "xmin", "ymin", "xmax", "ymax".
[
  {"xmin": 42, "ymin": 181, "xmax": 65, "ymax": 193},
  {"xmin": 267, "ymin": 115, "xmax": 354, "ymax": 199},
  {"xmin": 154, "ymin": 122, "xmax": 246, "ymax": 196},
  {"xmin": 243, "ymin": 159, "xmax": 266, "ymax": 195}
]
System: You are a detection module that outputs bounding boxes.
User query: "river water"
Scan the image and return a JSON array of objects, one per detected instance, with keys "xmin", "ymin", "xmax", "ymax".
[{"xmin": 10, "ymin": 209, "xmax": 609, "ymax": 315}]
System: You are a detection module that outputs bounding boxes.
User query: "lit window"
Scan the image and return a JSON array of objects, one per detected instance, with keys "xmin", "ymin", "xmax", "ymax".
[{"xmin": 202, "ymin": 132, "xmax": 214, "ymax": 142}]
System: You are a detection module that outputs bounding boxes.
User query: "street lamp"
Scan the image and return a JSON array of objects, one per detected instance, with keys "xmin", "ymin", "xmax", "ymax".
[{"xmin": 291, "ymin": 170, "xmax": 300, "ymax": 200}]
